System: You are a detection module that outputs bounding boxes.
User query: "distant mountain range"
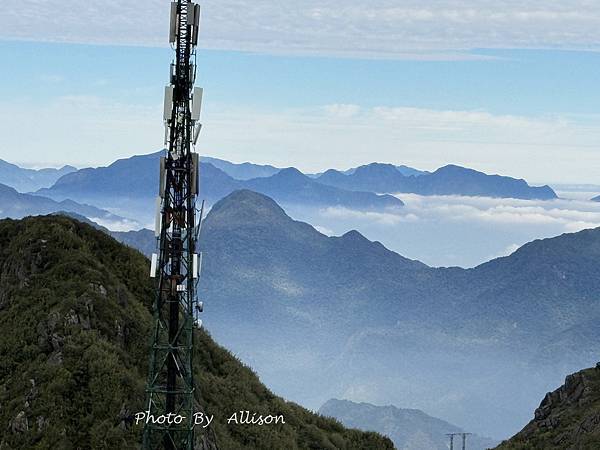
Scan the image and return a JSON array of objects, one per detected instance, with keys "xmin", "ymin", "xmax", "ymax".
[
  {"xmin": 319, "ymin": 399, "xmax": 497, "ymax": 450},
  {"xmin": 0, "ymin": 159, "xmax": 76, "ymax": 192},
  {"xmin": 0, "ymin": 154, "xmax": 560, "ymax": 229},
  {"xmin": 202, "ymin": 156, "xmax": 281, "ymax": 180},
  {"xmin": 0, "ymin": 182, "xmax": 129, "ymax": 226},
  {"xmin": 497, "ymin": 364, "xmax": 600, "ymax": 449},
  {"xmin": 317, "ymin": 163, "xmax": 557, "ymax": 200},
  {"xmin": 35, "ymin": 152, "xmax": 402, "ymax": 223},
  {"xmin": 310, "ymin": 164, "xmax": 428, "ymax": 178}
]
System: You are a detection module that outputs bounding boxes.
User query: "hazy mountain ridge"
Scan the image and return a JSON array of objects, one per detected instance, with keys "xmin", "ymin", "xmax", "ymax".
[
  {"xmin": 310, "ymin": 164, "xmax": 428, "ymax": 178},
  {"xmin": 202, "ymin": 156, "xmax": 281, "ymax": 180},
  {"xmin": 5, "ymin": 155, "xmax": 556, "ymax": 206},
  {"xmin": 0, "ymin": 215, "xmax": 394, "ymax": 449},
  {"xmin": 0, "ymin": 182, "xmax": 129, "ymax": 225},
  {"xmin": 319, "ymin": 399, "xmax": 498, "ymax": 450},
  {"xmin": 35, "ymin": 152, "xmax": 403, "ymax": 222},
  {"xmin": 0, "ymin": 159, "xmax": 76, "ymax": 193},
  {"xmin": 317, "ymin": 163, "xmax": 557, "ymax": 200}
]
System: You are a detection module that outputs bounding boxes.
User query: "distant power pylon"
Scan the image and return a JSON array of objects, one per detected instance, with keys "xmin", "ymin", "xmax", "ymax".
[
  {"xmin": 447, "ymin": 432, "xmax": 471, "ymax": 450},
  {"xmin": 461, "ymin": 433, "xmax": 472, "ymax": 450}
]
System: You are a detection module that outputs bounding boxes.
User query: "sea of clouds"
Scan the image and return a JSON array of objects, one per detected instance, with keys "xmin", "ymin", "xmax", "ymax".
[{"xmin": 289, "ymin": 189, "xmax": 600, "ymax": 267}]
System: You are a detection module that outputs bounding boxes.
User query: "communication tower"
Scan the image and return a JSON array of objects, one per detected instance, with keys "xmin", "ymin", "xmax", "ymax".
[{"xmin": 143, "ymin": 1, "xmax": 204, "ymax": 448}]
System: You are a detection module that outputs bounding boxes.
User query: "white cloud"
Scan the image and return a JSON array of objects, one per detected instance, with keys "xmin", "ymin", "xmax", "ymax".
[
  {"xmin": 501, "ymin": 243, "xmax": 520, "ymax": 257},
  {"xmin": 292, "ymin": 193, "xmax": 600, "ymax": 267},
  {"xmin": 323, "ymin": 104, "xmax": 361, "ymax": 118},
  {"xmin": 392, "ymin": 194, "xmax": 600, "ymax": 231},
  {"xmin": 201, "ymin": 104, "xmax": 600, "ymax": 184},
  {"xmin": 0, "ymin": 95, "xmax": 163, "ymax": 168},
  {"xmin": 318, "ymin": 195, "xmax": 600, "ymax": 233},
  {"xmin": 2, "ymin": 95, "xmax": 600, "ymax": 184},
  {"xmin": 38, "ymin": 74, "xmax": 65, "ymax": 83},
  {"xmin": 90, "ymin": 216, "xmax": 142, "ymax": 232},
  {"xmin": 2, "ymin": 1, "xmax": 600, "ymax": 58},
  {"xmin": 313, "ymin": 225, "xmax": 334, "ymax": 236},
  {"xmin": 321, "ymin": 207, "xmax": 419, "ymax": 226}
]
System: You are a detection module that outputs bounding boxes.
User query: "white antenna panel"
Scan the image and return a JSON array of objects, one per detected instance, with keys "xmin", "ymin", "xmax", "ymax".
[
  {"xmin": 193, "ymin": 123, "xmax": 202, "ymax": 145},
  {"xmin": 154, "ymin": 196, "xmax": 162, "ymax": 237},
  {"xmin": 150, "ymin": 253, "xmax": 158, "ymax": 278},
  {"xmin": 191, "ymin": 87, "xmax": 203, "ymax": 121},
  {"xmin": 193, "ymin": 252, "xmax": 203, "ymax": 279},
  {"xmin": 191, "ymin": 153, "xmax": 199, "ymax": 195},
  {"xmin": 163, "ymin": 86, "xmax": 174, "ymax": 121},
  {"xmin": 159, "ymin": 156, "xmax": 166, "ymax": 197},
  {"xmin": 169, "ymin": 2, "xmax": 178, "ymax": 43},
  {"xmin": 192, "ymin": 4, "xmax": 201, "ymax": 45}
]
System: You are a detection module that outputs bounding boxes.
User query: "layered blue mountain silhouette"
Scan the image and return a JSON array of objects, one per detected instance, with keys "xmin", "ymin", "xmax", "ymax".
[
  {"xmin": 0, "ymin": 182, "xmax": 127, "ymax": 225},
  {"xmin": 0, "ymin": 159, "xmax": 76, "ymax": 192},
  {"xmin": 317, "ymin": 163, "xmax": 557, "ymax": 199},
  {"xmin": 24, "ymin": 152, "xmax": 558, "ymax": 226},
  {"xmin": 0, "ymin": 152, "xmax": 562, "ymax": 238},
  {"xmin": 202, "ymin": 156, "xmax": 281, "ymax": 180},
  {"xmin": 34, "ymin": 152, "xmax": 402, "ymax": 221}
]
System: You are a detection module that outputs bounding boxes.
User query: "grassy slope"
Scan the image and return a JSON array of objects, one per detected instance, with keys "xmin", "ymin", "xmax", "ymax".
[{"xmin": 0, "ymin": 216, "xmax": 393, "ymax": 450}]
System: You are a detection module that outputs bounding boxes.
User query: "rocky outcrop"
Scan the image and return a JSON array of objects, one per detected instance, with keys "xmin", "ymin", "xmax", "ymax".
[{"xmin": 497, "ymin": 364, "xmax": 600, "ymax": 449}]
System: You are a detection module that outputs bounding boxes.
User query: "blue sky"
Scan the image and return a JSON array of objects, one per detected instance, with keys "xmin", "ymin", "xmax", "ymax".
[
  {"xmin": 1, "ymin": 1, "xmax": 600, "ymax": 183},
  {"xmin": 3, "ymin": 42, "xmax": 599, "ymax": 114}
]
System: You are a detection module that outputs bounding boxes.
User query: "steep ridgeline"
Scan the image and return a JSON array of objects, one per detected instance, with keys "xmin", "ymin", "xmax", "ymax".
[
  {"xmin": 319, "ymin": 399, "xmax": 497, "ymax": 450},
  {"xmin": 497, "ymin": 364, "xmax": 600, "ymax": 450},
  {"xmin": 0, "ymin": 216, "xmax": 394, "ymax": 450},
  {"xmin": 317, "ymin": 163, "xmax": 557, "ymax": 200},
  {"xmin": 0, "ymin": 159, "xmax": 76, "ymax": 193},
  {"xmin": 0, "ymin": 182, "xmax": 130, "ymax": 226},
  {"xmin": 36, "ymin": 152, "xmax": 402, "ymax": 223}
]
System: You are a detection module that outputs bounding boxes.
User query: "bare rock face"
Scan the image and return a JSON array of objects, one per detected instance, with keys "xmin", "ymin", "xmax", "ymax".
[
  {"xmin": 36, "ymin": 415, "xmax": 49, "ymax": 432},
  {"xmin": 497, "ymin": 363, "xmax": 600, "ymax": 449},
  {"xmin": 10, "ymin": 411, "xmax": 28, "ymax": 433}
]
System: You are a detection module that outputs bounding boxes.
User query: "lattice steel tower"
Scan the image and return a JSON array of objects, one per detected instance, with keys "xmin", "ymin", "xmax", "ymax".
[{"xmin": 143, "ymin": 1, "xmax": 204, "ymax": 448}]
